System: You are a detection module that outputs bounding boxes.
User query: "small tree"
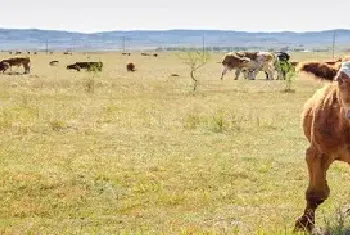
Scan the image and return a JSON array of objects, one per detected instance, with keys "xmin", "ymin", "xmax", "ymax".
[
  {"xmin": 284, "ymin": 63, "xmax": 298, "ymax": 93},
  {"xmin": 177, "ymin": 50, "xmax": 211, "ymax": 91}
]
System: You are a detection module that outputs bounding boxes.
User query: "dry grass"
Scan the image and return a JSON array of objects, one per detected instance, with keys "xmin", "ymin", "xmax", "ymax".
[{"xmin": 1, "ymin": 51, "xmax": 350, "ymax": 234}]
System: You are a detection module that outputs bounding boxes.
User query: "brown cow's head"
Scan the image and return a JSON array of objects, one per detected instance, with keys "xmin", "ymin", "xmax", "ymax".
[{"xmin": 335, "ymin": 60, "xmax": 350, "ymax": 119}]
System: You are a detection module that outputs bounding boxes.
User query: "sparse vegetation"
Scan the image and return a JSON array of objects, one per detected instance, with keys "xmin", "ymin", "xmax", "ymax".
[
  {"xmin": 177, "ymin": 50, "xmax": 211, "ymax": 91},
  {"xmin": 283, "ymin": 64, "xmax": 298, "ymax": 93},
  {"xmin": 1, "ymin": 51, "xmax": 350, "ymax": 234}
]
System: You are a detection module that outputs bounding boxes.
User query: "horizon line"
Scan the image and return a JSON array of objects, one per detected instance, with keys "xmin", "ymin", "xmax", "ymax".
[{"xmin": 0, "ymin": 27, "xmax": 349, "ymax": 34}]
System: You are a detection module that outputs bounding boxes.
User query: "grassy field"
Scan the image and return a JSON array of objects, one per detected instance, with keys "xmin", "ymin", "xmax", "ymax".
[{"xmin": 1, "ymin": 51, "xmax": 350, "ymax": 234}]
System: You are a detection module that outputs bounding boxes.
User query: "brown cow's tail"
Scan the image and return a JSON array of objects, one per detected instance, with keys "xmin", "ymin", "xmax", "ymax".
[{"xmin": 300, "ymin": 62, "xmax": 338, "ymax": 81}]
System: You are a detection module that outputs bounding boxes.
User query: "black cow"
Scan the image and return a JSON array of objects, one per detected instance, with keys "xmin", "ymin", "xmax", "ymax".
[{"xmin": 66, "ymin": 61, "xmax": 103, "ymax": 71}]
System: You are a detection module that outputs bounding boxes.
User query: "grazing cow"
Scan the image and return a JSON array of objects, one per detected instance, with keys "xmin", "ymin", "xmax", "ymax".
[
  {"xmin": 294, "ymin": 58, "xmax": 350, "ymax": 233},
  {"xmin": 221, "ymin": 51, "xmax": 276, "ymax": 80},
  {"xmin": 301, "ymin": 62, "xmax": 341, "ymax": 81},
  {"xmin": 66, "ymin": 61, "xmax": 103, "ymax": 71},
  {"xmin": 153, "ymin": 53, "xmax": 158, "ymax": 57},
  {"xmin": 0, "ymin": 61, "xmax": 10, "ymax": 73},
  {"xmin": 49, "ymin": 60, "xmax": 59, "ymax": 66},
  {"xmin": 122, "ymin": 52, "xmax": 131, "ymax": 56},
  {"xmin": 141, "ymin": 52, "xmax": 151, "ymax": 56},
  {"xmin": 2, "ymin": 57, "xmax": 31, "ymax": 74},
  {"xmin": 126, "ymin": 62, "xmax": 136, "ymax": 72}
]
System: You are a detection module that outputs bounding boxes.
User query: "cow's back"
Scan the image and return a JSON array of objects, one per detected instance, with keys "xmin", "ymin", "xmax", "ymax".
[{"xmin": 237, "ymin": 52, "xmax": 258, "ymax": 61}]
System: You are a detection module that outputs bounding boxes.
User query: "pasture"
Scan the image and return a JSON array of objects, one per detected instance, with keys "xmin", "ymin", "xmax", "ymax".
[{"xmin": 1, "ymin": 51, "xmax": 350, "ymax": 234}]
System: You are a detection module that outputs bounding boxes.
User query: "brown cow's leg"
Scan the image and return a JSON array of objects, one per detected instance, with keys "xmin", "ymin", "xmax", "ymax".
[
  {"xmin": 235, "ymin": 69, "xmax": 240, "ymax": 80},
  {"xmin": 294, "ymin": 146, "xmax": 333, "ymax": 233}
]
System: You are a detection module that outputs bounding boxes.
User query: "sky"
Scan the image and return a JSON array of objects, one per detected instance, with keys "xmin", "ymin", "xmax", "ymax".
[{"xmin": 0, "ymin": 0, "xmax": 349, "ymax": 33}]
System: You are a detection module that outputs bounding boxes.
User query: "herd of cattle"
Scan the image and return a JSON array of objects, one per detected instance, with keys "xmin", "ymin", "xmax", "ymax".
[
  {"xmin": 0, "ymin": 51, "xmax": 159, "ymax": 74},
  {"xmin": 221, "ymin": 51, "xmax": 296, "ymax": 80},
  {"xmin": 220, "ymin": 50, "xmax": 345, "ymax": 81},
  {"xmin": 0, "ymin": 51, "xmax": 345, "ymax": 83}
]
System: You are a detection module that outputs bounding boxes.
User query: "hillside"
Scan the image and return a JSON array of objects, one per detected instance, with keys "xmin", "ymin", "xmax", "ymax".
[{"xmin": 0, "ymin": 28, "xmax": 349, "ymax": 51}]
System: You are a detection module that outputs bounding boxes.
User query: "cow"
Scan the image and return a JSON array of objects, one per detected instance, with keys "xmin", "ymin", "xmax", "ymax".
[
  {"xmin": 2, "ymin": 57, "xmax": 31, "ymax": 74},
  {"xmin": 49, "ymin": 61, "xmax": 59, "ymax": 66},
  {"xmin": 66, "ymin": 61, "xmax": 103, "ymax": 71},
  {"xmin": 141, "ymin": 52, "xmax": 151, "ymax": 56},
  {"xmin": 122, "ymin": 52, "xmax": 131, "ymax": 56},
  {"xmin": 294, "ymin": 57, "xmax": 350, "ymax": 233},
  {"xmin": 300, "ymin": 62, "xmax": 340, "ymax": 81},
  {"xmin": 221, "ymin": 51, "xmax": 276, "ymax": 80},
  {"xmin": 0, "ymin": 61, "xmax": 10, "ymax": 73},
  {"xmin": 126, "ymin": 62, "xmax": 136, "ymax": 72}
]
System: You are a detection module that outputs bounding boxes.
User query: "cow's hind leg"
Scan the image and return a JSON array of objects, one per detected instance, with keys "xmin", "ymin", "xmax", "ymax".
[{"xmin": 294, "ymin": 146, "xmax": 333, "ymax": 233}]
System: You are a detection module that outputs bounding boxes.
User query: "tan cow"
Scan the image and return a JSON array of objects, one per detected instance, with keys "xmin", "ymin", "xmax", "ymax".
[
  {"xmin": 294, "ymin": 57, "xmax": 350, "ymax": 233},
  {"xmin": 221, "ymin": 51, "xmax": 276, "ymax": 80}
]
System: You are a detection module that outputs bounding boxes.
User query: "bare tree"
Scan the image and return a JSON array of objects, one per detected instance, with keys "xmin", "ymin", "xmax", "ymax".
[{"xmin": 177, "ymin": 50, "xmax": 211, "ymax": 91}]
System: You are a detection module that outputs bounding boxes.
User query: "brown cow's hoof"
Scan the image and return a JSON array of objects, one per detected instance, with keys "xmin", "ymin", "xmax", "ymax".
[{"xmin": 294, "ymin": 215, "xmax": 314, "ymax": 234}]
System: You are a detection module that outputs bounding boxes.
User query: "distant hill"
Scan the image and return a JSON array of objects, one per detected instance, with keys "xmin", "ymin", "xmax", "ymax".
[{"xmin": 0, "ymin": 28, "xmax": 349, "ymax": 52}]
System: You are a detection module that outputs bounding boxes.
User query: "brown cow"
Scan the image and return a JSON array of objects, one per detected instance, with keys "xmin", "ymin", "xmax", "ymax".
[
  {"xmin": 294, "ymin": 58, "xmax": 350, "ymax": 233},
  {"xmin": 301, "ymin": 62, "xmax": 341, "ymax": 81},
  {"xmin": 126, "ymin": 62, "xmax": 136, "ymax": 72}
]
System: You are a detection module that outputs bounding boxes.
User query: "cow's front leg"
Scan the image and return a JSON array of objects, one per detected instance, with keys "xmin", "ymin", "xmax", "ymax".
[
  {"xmin": 267, "ymin": 68, "xmax": 275, "ymax": 80},
  {"xmin": 242, "ymin": 70, "xmax": 249, "ymax": 79},
  {"xmin": 221, "ymin": 67, "xmax": 229, "ymax": 80},
  {"xmin": 234, "ymin": 69, "xmax": 240, "ymax": 80},
  {"xmin": 294, "ymin": 147, "xmax": 333, "ymax": 233}
]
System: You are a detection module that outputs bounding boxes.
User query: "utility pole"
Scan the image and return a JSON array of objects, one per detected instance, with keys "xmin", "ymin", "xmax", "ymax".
[
  {"xmin": 332, "ymin": 31, "xmax": 336, "ymax": 59},
  {"xmin": 122, "ymin": 36, "xmax": 126, "ymax": 52},
  {"xmin": 202, "ymin": 35, "xmax": 205, "ymax": 54},
  {"xmin": 45, "ymin": 39, "xmax": 49, "ymax": 54}
]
